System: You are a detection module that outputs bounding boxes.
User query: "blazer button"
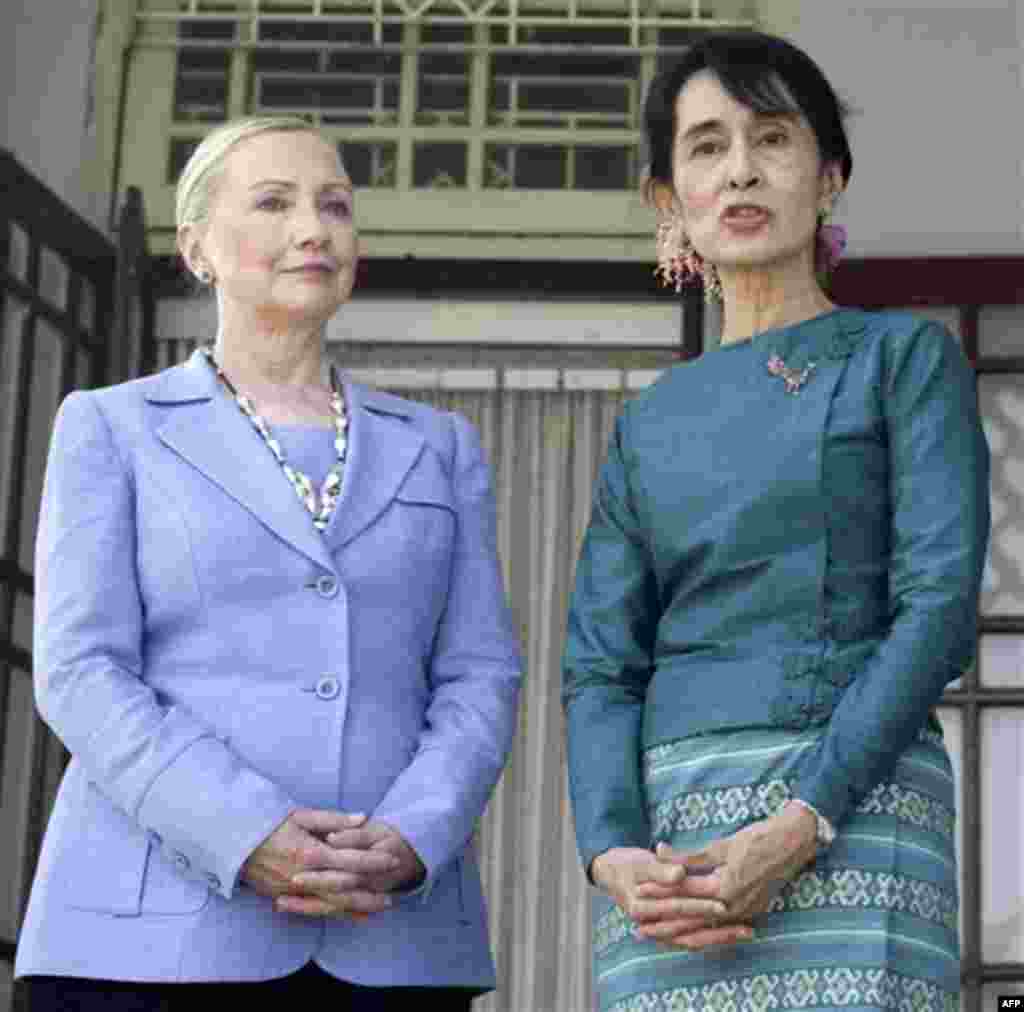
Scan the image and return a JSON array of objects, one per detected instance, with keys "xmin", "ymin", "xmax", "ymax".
[
  {"xmin": 171, "ymin": 851, "xmax": 190, "ymax": 872},
  {"xmin": 315, "ymin": 574, "xmax": 339, "ymax": 599},
  {"xmin": 315, "ymin": 675, "xmax": 340, "ymax": 700},
  {"xmin": 204, "ymin": 872, "xmax": 221, "ymax": 890}
]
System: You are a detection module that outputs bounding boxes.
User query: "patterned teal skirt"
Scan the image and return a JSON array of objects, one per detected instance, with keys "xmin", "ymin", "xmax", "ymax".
[{"xmin": 592, "ymin": 727, "xmax": 960, "ymax": 1012}]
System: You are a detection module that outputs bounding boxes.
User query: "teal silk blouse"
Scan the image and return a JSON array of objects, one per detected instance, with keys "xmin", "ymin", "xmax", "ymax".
[{"xmin": 561, "ymin": 308, "xmax": 991, "ymax": 874}]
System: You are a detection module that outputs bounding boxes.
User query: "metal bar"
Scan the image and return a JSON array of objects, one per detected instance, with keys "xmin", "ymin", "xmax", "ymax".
[
  {"xmin": 980, "ymin": 617, "xmax": 1024, "ymax": 634},
  {"xmin": 982, "ymin": 965, "xmax": 1024, "ymax": 980},
  {"xmin": 169, "ymin": 126, "xmax": 643, "ymax": 145},
  {"xmin": 941, "ymin": 690, "xmax": 1024, "ymax": 706},
  {"xmin": 961, "ymin": 692, "xmax": 982, "ymax": 1011},
  {"xmin": 139, "ymin": 12, "xmax": 756, "ymax": 28},
  {"xmin": 137, "ymin": 38, "xmax": 743, "ymax": 53},
  {"xmin": 976, "ymin": 357, "xmax": 1024, "ymax": 375}
]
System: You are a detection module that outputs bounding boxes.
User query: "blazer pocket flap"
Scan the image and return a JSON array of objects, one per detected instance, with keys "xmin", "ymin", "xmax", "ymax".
[
  {"xmin": 61, "ymin": 781, "xmax": 209, "ymax": 916},
  {"xmin": 61, "ymin": 782, "xmax": 148, "ymax": 916}
]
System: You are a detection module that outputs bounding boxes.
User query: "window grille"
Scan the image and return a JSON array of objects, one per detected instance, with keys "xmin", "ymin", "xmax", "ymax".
[{"xmin": 139, "ymin": 0, "xmax": 756, "ymax": 194}]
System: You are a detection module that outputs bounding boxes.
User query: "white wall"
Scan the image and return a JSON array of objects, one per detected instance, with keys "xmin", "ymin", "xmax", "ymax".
[
  {"xmin": 776, "ymin": 0, "xmax": 1023, "ymax": 257},
  {"xmin": 0, "ymin": 0, "xmax": 105, "ymax": 231}
]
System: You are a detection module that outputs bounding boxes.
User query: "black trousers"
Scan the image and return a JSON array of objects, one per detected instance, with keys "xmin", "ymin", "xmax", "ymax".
[{"xmin": 22, "ymin": 962, "xmax": 480, "ymax": 1011}]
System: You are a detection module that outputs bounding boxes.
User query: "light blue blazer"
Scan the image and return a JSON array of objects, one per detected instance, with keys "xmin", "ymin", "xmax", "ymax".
[{"xmin": 15, "ymin": 349, "xmax": 522, "ymax": 987}]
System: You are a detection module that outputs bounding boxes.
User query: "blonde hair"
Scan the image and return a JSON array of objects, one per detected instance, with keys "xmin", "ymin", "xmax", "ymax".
[{"xmin": 175, "ymin": 115, "xmax": 331, "ymax": 230}]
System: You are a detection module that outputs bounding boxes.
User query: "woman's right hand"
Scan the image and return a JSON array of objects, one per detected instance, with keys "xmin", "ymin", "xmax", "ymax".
[
  {"xmin": 241, "ymin": 810, "xmax": 400, "ymax": 918},
  {"xmin": 591, "ymin": 847, "xmax": 752, "ymax": 950}
]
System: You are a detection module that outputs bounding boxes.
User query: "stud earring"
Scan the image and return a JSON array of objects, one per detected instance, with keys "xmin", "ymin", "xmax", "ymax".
[{"xmin": 195, "ymin": 267, "xmax": 214, "ymax": 285}]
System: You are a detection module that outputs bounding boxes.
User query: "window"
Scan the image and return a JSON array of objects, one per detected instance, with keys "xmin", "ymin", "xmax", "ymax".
[{"xmin": 120, "ymin": 0, "xmax": 756, "ymax": 256}]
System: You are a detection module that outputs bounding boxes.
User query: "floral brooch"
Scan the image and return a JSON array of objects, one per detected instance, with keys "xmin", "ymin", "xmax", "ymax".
[{"xmin": 767, "ymin": 354, "xmax": 816, "ymax": 394}]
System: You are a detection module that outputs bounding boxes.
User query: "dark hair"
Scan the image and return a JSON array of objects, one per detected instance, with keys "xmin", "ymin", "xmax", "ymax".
[{"xmin": 643, "ymin": 31, "xmax": 852, "ymax": 201}]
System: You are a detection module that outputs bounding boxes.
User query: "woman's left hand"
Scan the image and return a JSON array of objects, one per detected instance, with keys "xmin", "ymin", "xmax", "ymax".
[
  {"xmin": 633, "ymin": 802, "xmax": 819, "ymax": 948},
  {"xmin": 277, "ymin": 818, "xmax": 426, "ymax": 918}
]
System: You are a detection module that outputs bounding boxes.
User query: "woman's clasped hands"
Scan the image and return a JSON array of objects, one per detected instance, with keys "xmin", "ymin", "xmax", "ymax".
[
  {"xmin": 594, "ymin": 802, "xmax": 818, "ymax": 951},
  {"xmin": 241, "ymin": 809, "xmax": 426, "ymax": 921}
]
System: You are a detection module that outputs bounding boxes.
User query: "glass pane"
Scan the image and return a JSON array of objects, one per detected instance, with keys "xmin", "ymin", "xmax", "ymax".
[
  {"xmin": 76, "ymin": 347, "xmax": 94, "ymax": 391},
  {"xmin": 178, "ymin": 47, "xmax": 231, "ymax": 71},
  {"xmin": 484, "ymin": 144, "xmax": 513, "ymax": 189},
  {"xmin": 258, "ymin": 19, "xmax": 384, "ymax": 45},
  {"xmin": 575, "ymin": 146, "xmax": 633, "ymax": 190},
  {"xmin": 79, "ymin": 278, "xmax": 96, "ymax": 335},
  {"xmin": 0, "ymin": 297, "xmax": 29, "ymax": 557},
  {"xmin": 167, "ymin": 138, "xmax": 200, "ymax": 185},
  {"xmin": 935, "ymin": 705, "xmax": 965, "ymax": 945},
  {"xmin": 515, "ymin": 145, "xmax": 566, "ymax": 189},
  {"xmin": 518, "ymin": 25, "xmax": 631, "ymax": 47},
  {"xmin": 12, "ymin": 590, "xmax": 31, "ymax": 652},
  {"xmin": 173, "ymin": 70, "xmax": 228, "ymax": 122},
  {"xmin": 413, "ymin": 143, "xmax": 467, "ymax": 188},
  {"xmin": 490, "ymin": 50, "xmax": 638, "ymax": 128},
  {"xmin": 979, "ymin": 376, "xmax": 1024, "ymax": 616},
  {"xmin": 659, "ymin": 27, "xmax": 708, "ymax": 51},
  {"xmin": 1, "ymin": 295, "xmax": 28, "ymax": 402},
  {"xmin": 980, "ymin": 635, "xmax": 1024, "ymax": 688},
  {"xmin": 521, "ymin": 81, "xmax": 628, "ymax": 115},
  {"xmin": 485, "ymin": 144, "xmax": 574, "ymax": 189},
  {"xmin": 979, "ymin": 305, "xmax": 1024, "ymax": 358},
  {"xmin": 327, "ymin": 50, "xmax": 401, "ymax": 76},
  {"xmin": 339, "ymin": 142, "xmax": 396, "ymax": 188},
  {"xmin": 8, "ymin": 222, "xmax": 30, "ymax": 281},
  {"xmin": 422, "ymin": 23, "xmax": 472, "ymax": 45},
  {"xmin": 253, "ymin": 49, "xmax": 319, "ymax": 74},
  {"xmin": 417, "ymin": 50, "xmax": 469, "ymax": 124},
  {"xmin": 981, "ymin": 709, "xmax": 1024, "ymax": 961},
  {"xmin": 173, "ymin": 31, "xmax": 230, "ymax": 123},
  {"xmin": 0, "ymin": 668, "xmax": 38, "ymax": 941},
  {"xmin": 179, "ymin": 17, "xmax": 235, "ymax": 42},
  {"xmin": 19, "ymin": 319, "xmax": 65, "ymax": 571},
  {"xmin": 259, "ymin": 77, "xmax": 375, "ymax": 111},
  {"xmin": 486, "ymin": 144, "xmax": 568, "ymax": 189},
  {"xmin": 38, "ymin": 246, "xmax": 69, "ymax": 313},
  {"xmin": 417, "ymin": 77, "xmax": 468, "ymax": 115}
]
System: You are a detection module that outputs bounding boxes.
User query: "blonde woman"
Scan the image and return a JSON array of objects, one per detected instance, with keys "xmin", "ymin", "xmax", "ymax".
[{"xmin": 16, "ymin": 116, "xmax": 521, "ymax": 1009}]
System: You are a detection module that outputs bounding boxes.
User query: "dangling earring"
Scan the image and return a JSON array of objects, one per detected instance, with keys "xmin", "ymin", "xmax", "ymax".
[
  {"xmin": 654, "ymin": 213, "xmax": 722, "ymax": 302},
  {"xmin": 815, "ymin": 202, "xmax": 848, "ymax": 276},
  {"xmin": 195, "ymin": 265, "xmax": 214, "ymax": 286}
]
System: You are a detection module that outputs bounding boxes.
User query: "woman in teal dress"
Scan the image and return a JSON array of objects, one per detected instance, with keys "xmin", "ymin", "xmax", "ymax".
[{"xmin": 562, "ymin": 32, "xmax": 990, "ymax": 1012}]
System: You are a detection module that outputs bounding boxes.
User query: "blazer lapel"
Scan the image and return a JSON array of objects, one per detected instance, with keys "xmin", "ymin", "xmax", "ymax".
[
  {"xmin": 146, "ymin": 351, "xmax": 336, "ymax": 573},
  {"xmin": 328, "ymin": 379, "xmax": 425, "ymax": 550}
]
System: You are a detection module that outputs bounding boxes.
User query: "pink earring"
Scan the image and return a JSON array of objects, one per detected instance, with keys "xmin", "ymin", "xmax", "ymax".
[
  {"xmin": 655, "ymin": 213, "xmax": 722, "ymax": 302},
  {"xmin": 815, "ymin": 204, "xmax": 848, "ymax": 275}
]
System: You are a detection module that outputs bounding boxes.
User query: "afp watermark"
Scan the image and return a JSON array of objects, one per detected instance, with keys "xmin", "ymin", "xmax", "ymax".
[{"xmin": 998, "ymin": 998, "xmax": 1024, "ymax": 1010}]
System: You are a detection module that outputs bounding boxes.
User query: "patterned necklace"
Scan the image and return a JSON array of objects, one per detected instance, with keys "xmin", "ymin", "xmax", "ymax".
[{"xmin": 202, "ymin": 347, "xmax": 349, "ymax": 532}]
